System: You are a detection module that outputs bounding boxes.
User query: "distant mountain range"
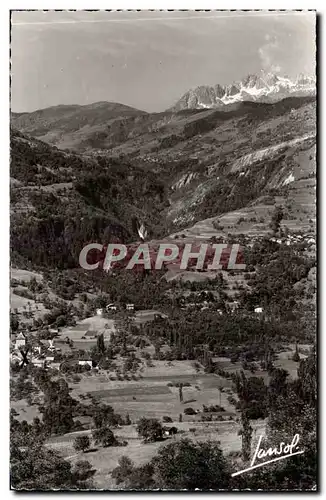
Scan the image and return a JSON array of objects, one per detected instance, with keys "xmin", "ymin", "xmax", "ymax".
[
  {"xmin": 10, "ymin": 94, "xmax": 316, "ymax": 270},
  {"xmin": 170, "ymin": 72, "xmax": 316, "ymax": 111}
]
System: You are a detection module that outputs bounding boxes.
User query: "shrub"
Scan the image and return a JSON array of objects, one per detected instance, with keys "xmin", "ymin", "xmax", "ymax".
[
  {"xmin": 136, "ymin": 418, "xmax": 163, "ymax": 442},
  {"xmin": 184, "ymin": 407, "xmax": 196, "ymax": 416},
  {"xmin": 73, "ymin": 435, "xmax": 90, "ymax": 453},
  {"xmin": 92, "ymin": 427, "xmax": 116, "ymax": 447},
  {"xmin": 201, "ymin": 414, "xmax": 212, "ymax": 422}
]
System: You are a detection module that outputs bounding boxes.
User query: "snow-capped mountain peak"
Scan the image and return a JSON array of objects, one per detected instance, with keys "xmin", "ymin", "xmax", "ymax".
[{"xmin": 171, "ymin": 72, "xmax": 316, "ymax": 111}]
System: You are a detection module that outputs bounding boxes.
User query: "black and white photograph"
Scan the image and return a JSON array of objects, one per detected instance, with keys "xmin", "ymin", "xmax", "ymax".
[{"xmin": 9, "ymin": 9, "xmax": 317, "ymax": 491}]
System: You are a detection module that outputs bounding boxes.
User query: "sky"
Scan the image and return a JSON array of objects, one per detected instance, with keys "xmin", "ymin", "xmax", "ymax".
[{"xmin": 10, "ymin": 10, "xmax": 316, "ymax": 113}]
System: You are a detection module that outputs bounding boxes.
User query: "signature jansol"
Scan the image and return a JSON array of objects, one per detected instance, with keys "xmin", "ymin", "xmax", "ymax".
[{"xmin": 231, "ymin": 433, "xmax": 305, "ymax": 477}]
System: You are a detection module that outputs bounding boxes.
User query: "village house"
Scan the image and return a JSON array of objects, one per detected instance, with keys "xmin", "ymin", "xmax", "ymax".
[
  {"xmin": 106, "ymin": 303, "xmax": 117, "ymax": 312},
  {"xmin": 254, "ymin": 306, "xmax": 263, "ymax": 314},
  {"xmin": 15, "ymin": 332, "xmax": 26, "ymax": 350},
  {"xmin": 31, "ymin": 358, "xmax": 45, "ymax": 369},
  {"xmin": 10, "ymin": 352, "xmax": 21, "ymax": 364}
]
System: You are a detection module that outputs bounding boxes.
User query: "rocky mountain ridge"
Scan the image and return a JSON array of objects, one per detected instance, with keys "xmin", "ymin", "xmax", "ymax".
[{"xmin": 171, "ymin": 72, "xmax": 316, "ymax": 111}]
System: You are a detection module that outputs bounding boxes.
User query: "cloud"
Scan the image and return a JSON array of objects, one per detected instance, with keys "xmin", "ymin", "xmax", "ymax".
[{"xmin": 258, "ymin": 35, "xmax": 282, "ymax": 73}]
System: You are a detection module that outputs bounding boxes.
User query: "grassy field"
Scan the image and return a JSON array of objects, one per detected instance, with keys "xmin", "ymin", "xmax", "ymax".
[
  {"xmin": 67, "ymin": 359, "xmax": 237, "ymax": 422},
  {"xmin": 11, "ymin": 268, "xmax": 43, "ymax": 283},
  {"xmin": 10, "ymin": 290, "xmax": 50, "ymax": 318},
  {"xmin": 11, "ymin": 399, "xmax": 40, "ymax": 422},
  {"xmin": 11, "ymin": 345, "xmax": 307, "ymax": 489},
  {"xmin": 54, "ymin": 315, "xmax": 115, "ymax": 351},
  {"xmin": 46, "ymin": 419, "xmax": 266, "ymax": 488}
]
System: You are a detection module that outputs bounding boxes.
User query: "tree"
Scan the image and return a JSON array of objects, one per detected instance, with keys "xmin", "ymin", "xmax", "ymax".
[
  {"xmin": 269, "ymin": 206, "xmax": 284, "ymax": 235},
  {"xmin": 136, "ymin": 418, "xmax": 163, "ymax": 442},
  {"xmin": 73, "ymin": 435, "xmax": 90, "ymax": 453},
  {"xmin": 151, "ymin": 439, "xmax": 230, "ymax": 490},
  {"xmin": 10, "ymin": 416, "xmax": 95, "ymax": 490},
  {"xmin": 92, "ymin": 404, "xmax": 115, "ymax": 429},
  {"xmin": 11, "ymin": 444, "xmax": 79, "ymax": 490},
  {"xmin": 38, "ymin": 378, "xmax": 76, "ymax": 435},
  {"xmin": 72, "ymin": 460, "xmax": 96, "ymax": 484},
  {"xmin": 10, "ymin": 313, "xmax": 19, "ymax": 333},
  {"xmin": 111, "ymin": 456, "xmax": 134, "ymax": 486},
  {"xmin": 179, "ymin": 383, "xmax": 183, "ymax": 403},
  {"xmin": 96, "ymin": 333, "xmax": 105, "ymax": 355},
  {"xmin": 184, "ymin": 407, "xmax": 196, "ymax": 415},
  {"xmin": 127, "ymin": 463, "xmax": 155, "ymax": 490},
  {"xmin": 292, "ymin": 343, "xmax": 300, "ymax": 362},
  {"xmin": 92, "ymin": 427, "xmax": 115, "ymax": 447},
  {"xmin": 240, "ymin": 409, "xmax": 253, "ymax": 462},
  {"xmin": 248, "ymin": 353, "xmax": 317, "ymax": 491}
]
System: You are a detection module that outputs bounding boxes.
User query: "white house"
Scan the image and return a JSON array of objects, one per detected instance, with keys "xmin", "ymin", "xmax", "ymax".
[
  {"xmin": 126, "ymin": 303, "xmax": 135, "ymax": 311},
  {"xmin": 106, "ymin": 303, "xmax": 117, "ymax": 312},
  {"xmin": 49, "ymin": 328, "xmax": 59, "ymax": 334},
  {"xmin": 96, "ymin": 308, "xmax": 103, "ymax": 316},
  {"xmin": 254, "ymin": 306, "xmax": 263, "ymax": 314},
  {"xmin": 78, "ymin": 360, "xmax": 92, "ymax": 368},
  {"xmin": 15, "ymin": 332, "xmax": 26, "ymax": 350},
  {"xmin": 31, "ymin": 358, "xmax": 45, "ymax": 368},
  {"xmin": 48, "ymin": 339, "xmax": 56, "ymax": 351},
  {"xmin": 10, "ymin": 352, "xmax": 21, "ymax": 363}
]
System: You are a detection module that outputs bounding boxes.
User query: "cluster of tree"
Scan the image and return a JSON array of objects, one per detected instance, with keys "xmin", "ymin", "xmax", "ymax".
[
  {"xmin": 240, "ymin": 237, "xmax": 316, "ymax": 326},
  {"xmin": 233, "ymin": 371, "xmax": 268, "ymax": 420},
  {"xmin": 10, "ymin": 404, "xmax": 96, "ymax": 490},
  {"xmin": 112, "ymin": 439, "xmax": 230, "ymax": 490},
  {"xmin": 10, "ymin": 412, "xmax": 96, "ymax": 490},
  {"xmin": 11, "ymin": 128, "xmax": 173, "ymax": 270},
  {"xmin": 73, "ymin": 427, "xmax": 119, "ymax": 453}
]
